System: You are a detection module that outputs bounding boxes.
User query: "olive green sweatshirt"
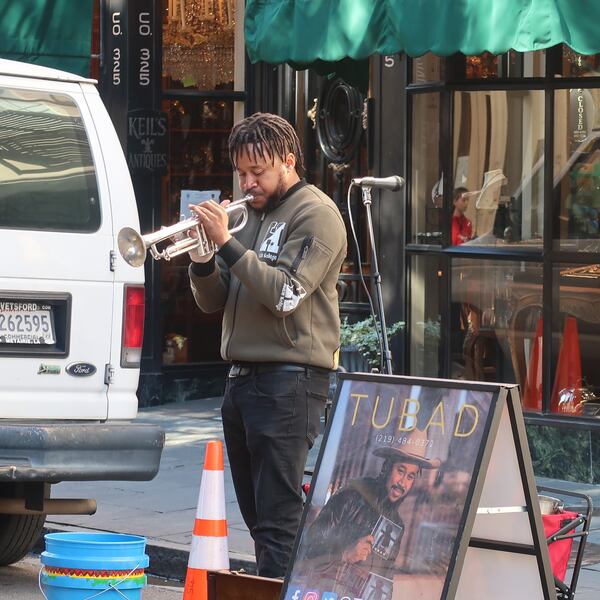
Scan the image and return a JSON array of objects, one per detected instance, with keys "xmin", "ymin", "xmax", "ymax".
[{"xmin": 188, "ymin": 181, "xmax": 347, "ymax": 370}]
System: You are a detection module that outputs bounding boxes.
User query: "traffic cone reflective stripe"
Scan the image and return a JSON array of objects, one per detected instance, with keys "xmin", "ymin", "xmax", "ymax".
[
  {"xmin": 183, "ymin": 440, "xmax": 229, "ymax": 600},
  {"xmin": 188, "ymin": 530, "xmax": 229, "ymax": 570},
  {"xmin": 193, "ymin": 518, "xmax": 228, "ymax": 537}
]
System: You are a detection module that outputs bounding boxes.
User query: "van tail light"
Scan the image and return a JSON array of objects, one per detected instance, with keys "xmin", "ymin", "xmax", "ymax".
[{"xmin": 121, "ymin": 284, "xmax": 145, "ymax": 367}]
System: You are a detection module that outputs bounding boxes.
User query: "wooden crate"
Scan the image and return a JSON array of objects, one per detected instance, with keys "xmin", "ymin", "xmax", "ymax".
[{"xmin": 208, "ymin": 571, "xmax": 282, "ymax": 600}]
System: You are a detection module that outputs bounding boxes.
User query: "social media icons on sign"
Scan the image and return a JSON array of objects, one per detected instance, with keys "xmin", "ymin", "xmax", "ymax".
[
  {"xmin": 285, "ymin": 588, "xmax": 302, "ymax": 600},
  {"xmin": 286, "ymin": 588, "xmax": 362, "ymax": 600}
]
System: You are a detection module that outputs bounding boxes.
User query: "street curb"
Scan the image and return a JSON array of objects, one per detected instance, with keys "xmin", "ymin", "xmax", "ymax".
[{"xmin": 33, "ymin": 525, "xmax": 257, "ymax": 581}]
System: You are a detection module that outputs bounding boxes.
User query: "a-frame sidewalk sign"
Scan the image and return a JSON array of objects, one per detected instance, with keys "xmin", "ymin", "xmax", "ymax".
[{"xmin": 282, "ymin": 373, "xmax": 555, "ymax": 600}]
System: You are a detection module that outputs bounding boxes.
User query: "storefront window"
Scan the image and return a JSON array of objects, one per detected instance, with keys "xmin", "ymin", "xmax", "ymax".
[
  {"xmin": 450, "ymin": 259, "xmax": 543, "ymax": 406},
  {"xmin": 159, "ymin": 97, "xmax": 234, "ymax": 364},
  {"xmin": 406, "ymin": 51, "xmax": 600, "ymax": 423},
  {"xmin": 411, "ymin": 93, "xmax": 441, "ymax": 244},
  {"xmin": 413, "ymin": 51, "xmax": 545, "ymax": 84},
  {"xmin": 452, "ymin": 90, "xmax": 544, "ymax": 247},
  {"xmin": 409, "ymin": 255, "xmax": 443, "ymax": 378},
  {"xmin": 465, "ymin": 52, "xmax": 499, "ymax": 79},
  {"xmin": 553, "ymin": 88, "xmax": 600, "ymax": 252},
  {"xmin": 551, "ymin": 263, "xmax": 600, "ymax": 418},
  {"xmin": 558, "ymin": 48, "xmax": 600, "ymax": 78},
  {"xmin": 509, "ymin": 50, "xmax": 545, "ymax": 77},
  {"xmin": 410, "ymin": 54, "xmax": 443, "ymax": 83},
  {"xmin": 162, "ymin": 0, "xmax": 236, "ymax": 90},
  {"xmin": 158, "ymin": 0, "xmax": 242, "ymax": 367},
  {"xmin": 465, "ymin": 51, "xmax": 545, "ymax": 79}
]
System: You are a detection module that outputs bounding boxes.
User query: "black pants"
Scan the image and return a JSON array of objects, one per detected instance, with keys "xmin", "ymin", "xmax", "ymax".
[{"xmin": 221, "ymin": 366, "xmax": 329, "ymax": 578}]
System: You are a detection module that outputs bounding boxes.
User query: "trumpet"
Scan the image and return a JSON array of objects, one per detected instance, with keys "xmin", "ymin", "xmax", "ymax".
[{"xmin": 118, "ymin": 195, "xmax": 253, "ymax": 267}]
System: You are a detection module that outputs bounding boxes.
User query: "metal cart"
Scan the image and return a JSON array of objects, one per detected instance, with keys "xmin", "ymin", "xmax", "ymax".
[{"xmin": 537, "ymin": 484, "xmax": 593, "ymax": 600}]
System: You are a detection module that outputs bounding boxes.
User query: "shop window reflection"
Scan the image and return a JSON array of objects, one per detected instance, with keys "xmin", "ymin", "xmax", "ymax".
[
  {"xmin": 412, "ymin": 51, "xmax": 545, "ymax": 84},
  {"xmin": 409, "ymin": 255, "xmax": 442, "ymax": 378},
  {"xmin": 452, "ymin": 90, "xmax": 544, "ymax": 247},
  {"xmin": 464, "ymin": 51, "xmax": 545, "ymax": 79},
  {"xmin": 457, "ymin": 260, "xmax": 600, "ymax": 417},
  {"xmin": 465, "ymin": 53, "xmax": 498, "ymax": 79},
  {"xmin": 162, "ymin": 0, "xmax": 235, "ymax": 90},
  {"xmin": 410, "ymin": 54, "xmax": 443, "ymax": 83},
  {"xmin": 411, "ymin": 93, "xmax": 441, "ymax": 244},
  {"xmin": 558, "ymin": 49, "xmax": 600, "ymax": 79},
  {"xmin": 450, "ymin": 260, "xmax": 545, "ymax": 402},
  {"xmin": 159, "ymin": 97, "xmax": 234, "ymax": 364},
  {"xmin": 551, "ymin": 264, "xmax": 600, "ymax": 418},
  {"xmin": 554, "ymin": 89, "xmax": 600, "ymax": 252}
]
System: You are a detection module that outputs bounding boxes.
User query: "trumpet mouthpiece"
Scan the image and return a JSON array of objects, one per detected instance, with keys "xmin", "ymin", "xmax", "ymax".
[{"xmin": 118, "ymin": 227, "xmax": 147, "ymax": 267}]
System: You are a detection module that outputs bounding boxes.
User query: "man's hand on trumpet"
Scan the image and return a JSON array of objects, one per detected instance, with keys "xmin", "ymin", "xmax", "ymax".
[
  {"xmin": 186, "ymin": 199, "xmax": 231, "ymax": 263},
  {"xmin": 190, "ymin": 199, "xmax": 231, "ymax": 246}
]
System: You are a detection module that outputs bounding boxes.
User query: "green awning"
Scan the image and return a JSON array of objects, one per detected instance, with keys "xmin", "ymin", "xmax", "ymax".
[
  {"xmin": 0, "ymin": 0, "xmax": 93, "ymax": 77},
  {"xmin": 245, "ymin": 0, "xmax": 600, "ymax": 65}
]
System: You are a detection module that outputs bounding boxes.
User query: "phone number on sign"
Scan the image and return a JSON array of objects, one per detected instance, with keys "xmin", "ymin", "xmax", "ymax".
[{"xmin": 374, "ymin": 433, "xmax": 433, "ymax": 447}]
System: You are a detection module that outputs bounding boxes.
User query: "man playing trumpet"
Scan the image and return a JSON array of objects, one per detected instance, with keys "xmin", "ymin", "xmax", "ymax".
[{"xmin": 187, "ymin": 112, "xmax": 347, "ymax": 579}]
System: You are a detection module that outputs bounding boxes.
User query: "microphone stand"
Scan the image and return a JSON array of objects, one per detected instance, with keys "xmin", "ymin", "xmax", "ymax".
[{"xmin": 360, "ymin": 185, "xmax": 393, "ymax": 375}]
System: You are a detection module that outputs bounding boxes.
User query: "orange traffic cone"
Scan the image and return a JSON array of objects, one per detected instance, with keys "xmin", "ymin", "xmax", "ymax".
[
  {"xmin": 183, "ymin": 440, "xmax": 230, "ymax": 600},
  {"xmin": 522, "ymin": 317, "xmax": 543, "ymax": 411},
  {"xmin": 551, "ymin": 316, "xmax": 582, "ymax": 415}
]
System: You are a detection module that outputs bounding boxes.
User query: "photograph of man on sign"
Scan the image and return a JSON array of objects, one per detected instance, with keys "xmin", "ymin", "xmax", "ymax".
[
  {"xmin": 298, "ymin": 428, "xmax": 441, "ymax": 598},
  {"xmin": 284, "ymin": 377, "xmax": 493, "ymax": 600}
]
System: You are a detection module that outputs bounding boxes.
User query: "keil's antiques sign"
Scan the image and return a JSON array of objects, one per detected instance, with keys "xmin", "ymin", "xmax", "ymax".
[{"xmin": 127, "ymin": 109, "xmax": 167, "ymax": 173}]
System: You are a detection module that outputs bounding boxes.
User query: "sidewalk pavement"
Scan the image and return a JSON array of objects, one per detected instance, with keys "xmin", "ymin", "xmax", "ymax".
[
  {"xmin": 46, "ymin": 397, "xmax": 600, "ymax": 597},
  {"xmin": 46, "ymin": 397, "xmax": 320, "ymax": 580}
]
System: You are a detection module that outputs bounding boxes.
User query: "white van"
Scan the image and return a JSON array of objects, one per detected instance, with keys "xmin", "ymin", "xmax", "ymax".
[{"xmin": 0, "ymin": 60, "xmax": 163, "ymax": 565}]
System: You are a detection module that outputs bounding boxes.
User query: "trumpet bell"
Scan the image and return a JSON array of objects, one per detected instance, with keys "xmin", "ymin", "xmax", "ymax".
[{"xmin": 118, "ymin": 227, "xmax": 147, "ymax": 267}]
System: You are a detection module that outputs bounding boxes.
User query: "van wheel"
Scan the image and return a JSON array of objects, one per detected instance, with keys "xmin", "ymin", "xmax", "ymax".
[
  {"xmin": 0, "ymin": 513, "xmax": 46, "ymax": 566},
  {"xmin": 0, "ymin": 481, "xmax": 49, "ymax": 567}
]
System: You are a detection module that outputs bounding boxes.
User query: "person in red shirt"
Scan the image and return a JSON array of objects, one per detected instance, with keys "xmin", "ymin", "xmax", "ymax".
[
  {"xmin": 451, "ymin": 187, "xmax": 473, "ymax": 245},
  {"xmin": 450, "ymin": 187, "xmax": 482, "ymax": 377},
  {"xmin": 450, "ymin": 187, "xmax": 475, "ymax": 376}
]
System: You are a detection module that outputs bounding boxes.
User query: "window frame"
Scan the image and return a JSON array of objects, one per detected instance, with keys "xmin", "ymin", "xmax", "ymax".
[{"xmin": 0, "ymin": 87, "xmax": 101, "ymax": 234}]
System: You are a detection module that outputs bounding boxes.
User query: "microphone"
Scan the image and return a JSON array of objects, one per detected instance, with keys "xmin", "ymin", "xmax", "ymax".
[{"xmin": 352, "ymin": 175, "xmax": 405, "ymax": 191}]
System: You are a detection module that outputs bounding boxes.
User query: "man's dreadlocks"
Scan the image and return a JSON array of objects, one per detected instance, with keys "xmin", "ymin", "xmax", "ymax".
[{"xmin": 228, "ymin": 112, "xmax": 305, "ymax": 177}]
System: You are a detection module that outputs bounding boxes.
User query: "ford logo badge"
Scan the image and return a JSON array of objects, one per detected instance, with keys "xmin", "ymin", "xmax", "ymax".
[{"xmin": 66, "ymin": 362, "xmax": 97, "ymax": 377}]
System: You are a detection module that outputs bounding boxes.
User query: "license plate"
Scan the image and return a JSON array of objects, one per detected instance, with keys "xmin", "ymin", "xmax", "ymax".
[{"xmin": 0, "ymin": 301, "xmax": 56, "ymax": 344}]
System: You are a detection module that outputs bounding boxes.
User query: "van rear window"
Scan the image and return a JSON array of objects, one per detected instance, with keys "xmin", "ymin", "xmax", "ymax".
[{"xmin": 0, "ymin": 87, "xmax": 100, "ymax": 232}]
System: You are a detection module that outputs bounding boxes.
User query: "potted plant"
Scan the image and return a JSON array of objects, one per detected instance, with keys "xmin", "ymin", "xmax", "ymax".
[{"xmin": 339, "ymin": 316, "xmax": 405, "ymax": 372}]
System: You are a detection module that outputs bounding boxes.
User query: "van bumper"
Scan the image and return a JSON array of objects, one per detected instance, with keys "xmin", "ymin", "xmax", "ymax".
[{"xmin": 0, "ymin": 422, "xmax": 164, "ymax": 482}]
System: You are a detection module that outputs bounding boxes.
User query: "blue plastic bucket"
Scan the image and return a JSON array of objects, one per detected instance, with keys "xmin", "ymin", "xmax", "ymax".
[{"xmin": 40, "ymin": 532, "xmax": 149, "ymax": 600}]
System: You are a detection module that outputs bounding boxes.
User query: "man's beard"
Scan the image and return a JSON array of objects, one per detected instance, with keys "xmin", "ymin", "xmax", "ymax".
[{"xmin": 264, "ymin": 171, "xmax": 288, "ymax": 210}]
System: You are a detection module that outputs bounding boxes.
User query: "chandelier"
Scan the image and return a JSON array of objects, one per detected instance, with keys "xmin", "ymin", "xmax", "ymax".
[{"xmin": 163, "ymin": 0, "xmax": 235, "ymax": 89}]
